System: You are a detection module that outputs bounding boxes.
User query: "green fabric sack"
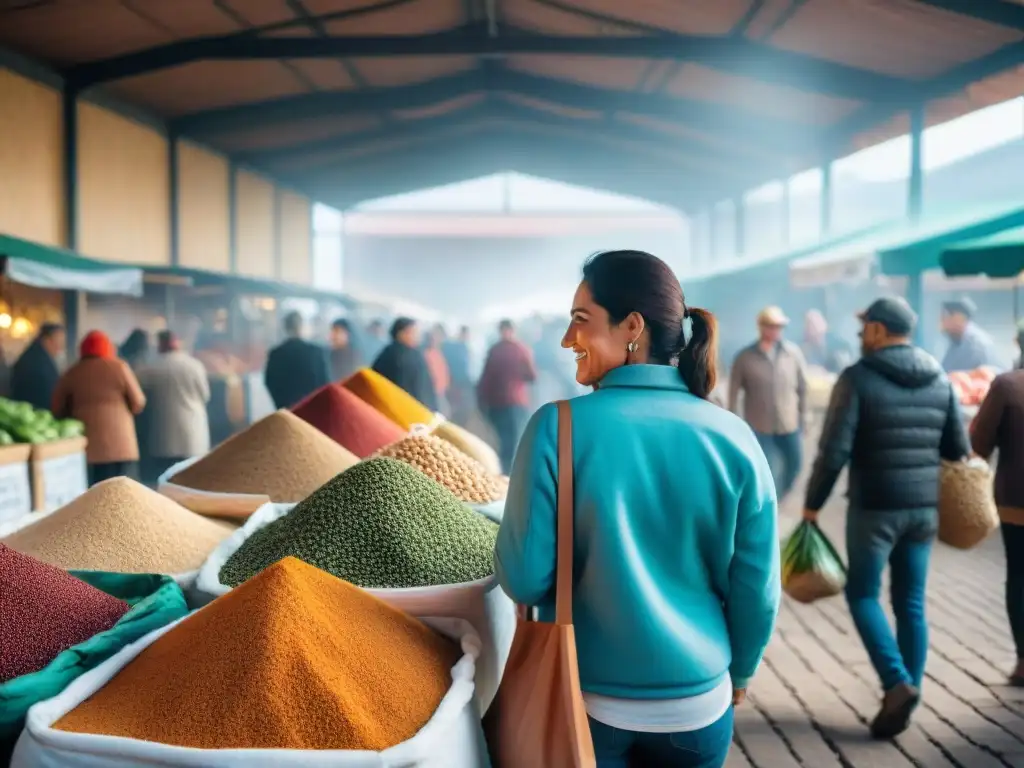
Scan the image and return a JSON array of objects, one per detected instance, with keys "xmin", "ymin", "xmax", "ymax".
[
  {"xmin": 781, "ymin": 520, "xmax": 846, "ymax": 604},
  {"xmin": 0, "ymin": 571, "xmax": 188, "ymax": 741}
]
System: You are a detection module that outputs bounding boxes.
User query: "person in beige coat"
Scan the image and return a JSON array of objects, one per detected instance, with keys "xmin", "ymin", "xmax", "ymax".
[
  {"xmin": 52, "ymin": 330, "xmax": 147, "ymax": 487},
  {"xmin": 139, "ymin": 330, "xmax": 212, "ymax": 478}
]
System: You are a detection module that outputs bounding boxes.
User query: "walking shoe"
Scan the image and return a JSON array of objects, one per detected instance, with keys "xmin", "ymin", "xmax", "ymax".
[
  {"xmin": 1008, "ymin": 661, "xmax": 1024, "ymax": 687},
  {"xmin": 869, "ymin": 682, "xmax": 920, "ymax": 740}
]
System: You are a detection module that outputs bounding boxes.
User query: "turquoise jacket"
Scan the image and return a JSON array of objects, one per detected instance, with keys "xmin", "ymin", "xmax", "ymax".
[{"xmin": 495, "ymin": 364, "xmax": 780, "ymax": 698}]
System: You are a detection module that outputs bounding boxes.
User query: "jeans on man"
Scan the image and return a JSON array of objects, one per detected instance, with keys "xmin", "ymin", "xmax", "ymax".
[
  {"xmin": 487, "ymin": 405, "xmax": 529, "ymax": 474},
  {"xmin": 845, "ymin": 508, "xmax": 936, "ymax": 691},
  {"xmin": 754, "ymin": 431, "xmax": 802, "ymax": 499},
  {"xmin": 589, "ymin": 707, "xmax": 734, "ymax": 768},
  {"xmin": 1002, "ymin": 523, "xmax": 1024, "ymax": 660}
]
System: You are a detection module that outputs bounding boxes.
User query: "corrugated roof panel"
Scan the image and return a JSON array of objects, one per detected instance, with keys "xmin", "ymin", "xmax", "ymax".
[
  {"xmin": 663, "ymin": 63, "xmax": 862, "ymax": 125},
  {"xmin": 501, "ymin": 0, "xmax": 644, "ymax": 35},
  {"xmin": 499, "ymin": 93, "xmax": 604, "ymax": 121},
  {"xmin": 0, "ymin": 2, "xmax": 170, "ymax": 66},
  {"xmin": 108, "ymin": 60, "xmax": 314, "ymax": 117},
  {"xmin": 349, "ymin": 55, "xmax": 476, "ymax": 87},
  {"xmin": 561, "ymin": 0, "xmax": 754, "ymax": 35},
  {"xmin": 322, "ymin": 0, "xmax": 463, "ymax": 34},
  {"xmin": 505, "ymin": 55, "xmax": 652, "ymax": 90},
  {"xmin": 392, "ymin": 93, "xmax": 487, "ymax": 120},
  {"xmin": 216, "ymin": 114, "xmax": 381, "ymax": 152},
  {"xmin": 769, "ymin": 0, "xmax": 1024, "ymax": 78}
]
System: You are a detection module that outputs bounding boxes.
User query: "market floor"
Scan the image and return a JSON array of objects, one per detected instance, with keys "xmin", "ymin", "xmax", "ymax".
[{"xmin": 729, "ymin": 471, "xmax": 1021, "ymax": 767}]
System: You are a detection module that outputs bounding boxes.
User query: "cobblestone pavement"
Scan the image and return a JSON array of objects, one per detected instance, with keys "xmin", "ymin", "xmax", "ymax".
[{"xmin": 729, "ymin": 458, "xmax": 1019, "ymax": 767}]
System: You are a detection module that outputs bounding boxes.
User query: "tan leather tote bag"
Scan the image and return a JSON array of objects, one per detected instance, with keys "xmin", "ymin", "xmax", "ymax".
[{"xmin": 485, "ymin": 400, "xmax": 596, "ymax": 768}]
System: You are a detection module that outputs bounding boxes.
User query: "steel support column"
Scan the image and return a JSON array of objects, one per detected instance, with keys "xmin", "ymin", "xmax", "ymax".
[
  {"xmin": 228, "ymin": 163, "xmax": 238, "ymax": 273},
  {"xmin": 61, "ymin": 86, "xmax": 80, "ymax": 356},
  {"xmin": 820, "ymin": 162, "xmax": 832, "ymax": 237},
  {"xmin": 734, "ymin": 197, "xmax": 746, "ymax": 257},
  {"xmin": 781, "ymin": 179, "xmax": 791, "ymax": 248},
  {"xmin": 168, "ymin": 133, "xmax": 180, "ymax": 266},
  {"xmin": 908, "ymin": 105, "xmax": 925, "ymax": 223},
  {"xmin": 273, "ymin": 189, "xmax": 283, "ymax": 280}
]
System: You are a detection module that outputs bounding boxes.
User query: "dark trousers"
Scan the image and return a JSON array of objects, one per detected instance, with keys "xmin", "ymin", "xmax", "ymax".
[
  {"xmin": 754, "ymin": 431, "xmax": 802, "ymax": 499},
  {"xmin": 589, "ymin": 707, "xmax": 734, "ymax": 768},
  {"xmin": 1002, "ymin": 523, "xmax": 1024, "ymax": 660},
  {"xmin": 88, "ymin": 461, "xmax": 138, "ymax": 487},
  {"xmin": 487, "ymin": 405, "xmax": 528, "ymax": 474},
  {"xmin": 845, "ymin": 508, "xmax": 936, "ymax": 692}
]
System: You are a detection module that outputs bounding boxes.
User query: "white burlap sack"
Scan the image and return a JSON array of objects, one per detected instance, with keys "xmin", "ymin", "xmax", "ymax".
[
  {"xmin": 938, "ymin": 458, "xmax": 999, "ymax": 550},
  {"xmin": 13, "ymin": 617, "xmax": 490, "ymax": 768},
  {"xmin": 156, "ymin": 457, "xmax": 271, "ymax": 520},
  {"xmin": 193, "ymin": 502, "xmax": 514, "ymax": 713}
]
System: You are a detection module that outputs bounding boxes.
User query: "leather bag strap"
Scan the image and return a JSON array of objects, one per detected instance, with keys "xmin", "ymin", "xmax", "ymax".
[{"xmin": 555, "ymin": 400, "xmax": 574, "ymax": 626}]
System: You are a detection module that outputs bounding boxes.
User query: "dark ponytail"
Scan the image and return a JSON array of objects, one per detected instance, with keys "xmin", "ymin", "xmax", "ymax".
[{"xmin": 677, "ymin": 307, "xmax": 718, "ymax": 399}]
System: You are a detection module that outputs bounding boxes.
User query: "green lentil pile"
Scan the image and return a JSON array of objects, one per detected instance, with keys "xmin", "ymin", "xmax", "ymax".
[{"xmin": 219, "ymin": 457, "xmax": 499, "ymax": 589}]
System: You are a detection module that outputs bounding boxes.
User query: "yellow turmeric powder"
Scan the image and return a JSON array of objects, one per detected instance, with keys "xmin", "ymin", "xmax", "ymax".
[
  {"xmin": 54, "ymin": 557, "xmax": 460, "ymax": 751},
  {"xmin": 342, "ymin": 368, "xmax": 435, "ymax": 430}
]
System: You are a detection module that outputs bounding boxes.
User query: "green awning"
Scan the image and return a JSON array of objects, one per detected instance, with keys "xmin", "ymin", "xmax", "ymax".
[
  {"xmin": 940, "ymin": 227, "xmax": 1024, "ymax": 278},
  {"xmin": 0, "ymin": 233, "xmax": 143, "ymax": 296}
]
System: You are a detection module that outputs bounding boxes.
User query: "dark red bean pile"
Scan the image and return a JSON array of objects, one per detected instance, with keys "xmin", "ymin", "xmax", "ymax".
[{"xmin": 0, "ymin": 544, "xmax": 130, "ymax": 683}]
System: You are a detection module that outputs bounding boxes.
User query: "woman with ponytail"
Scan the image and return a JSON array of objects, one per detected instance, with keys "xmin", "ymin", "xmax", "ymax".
[{"xmin": 495, "ymin": 250, "xmax": 780, "ymax": 768}]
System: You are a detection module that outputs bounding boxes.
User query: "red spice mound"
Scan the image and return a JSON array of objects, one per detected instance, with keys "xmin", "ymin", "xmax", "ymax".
[
  {"xmin": 0, "ymin": 544, "xmax": 129, "ymax": 683},
  {"xmin": 292, "ymin": 384, "xmax": 405, "ymax": 458}
]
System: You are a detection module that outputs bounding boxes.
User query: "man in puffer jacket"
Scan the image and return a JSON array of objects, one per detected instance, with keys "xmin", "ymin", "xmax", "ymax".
[{"xmin": 802, "ymin": 296, "xmax": 969, "ymax": 740}]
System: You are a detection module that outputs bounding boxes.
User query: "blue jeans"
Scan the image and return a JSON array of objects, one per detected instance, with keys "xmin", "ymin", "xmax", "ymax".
[
  {"xmin": 845, "ymin": 508, "xmax": 936, "ymax": 692},
  {"xmin": 754, "ymin": 431, "xmax": 802, "ymax": 499},
  {"xmin": 589, "ymin": 708, "xmax": 734, "ymax": 768}
]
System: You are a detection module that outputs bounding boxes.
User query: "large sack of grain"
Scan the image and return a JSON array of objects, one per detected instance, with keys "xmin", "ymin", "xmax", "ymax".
[
  {"xmin": 159, "ymin": 410, "xmax": 358, "ymax": 519},
  {"xmin": 192, "ymin": 462, "xmax": 515, "ymax": 712},
  {"xmin": 13, "ymin": 563, "xmax": 490, "ymax": 768},
  {"xmin": 939, "ymin": 458, "xmax": 998, "ymax": 549}
]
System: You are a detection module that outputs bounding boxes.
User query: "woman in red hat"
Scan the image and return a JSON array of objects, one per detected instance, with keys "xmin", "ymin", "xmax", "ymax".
[{"xmin": 52, "ymin": 330, "xmax": 147, "ymax": 486}]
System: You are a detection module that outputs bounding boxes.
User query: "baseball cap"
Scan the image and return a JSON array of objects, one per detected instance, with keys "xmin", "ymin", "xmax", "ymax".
[
  {"xmin": 941, "ymin": 297, "xmax": 977, "ymax": 319},
  {"xmin": 756, "ymin": 306, "xmax": 789, "ymax": 327},
  {"xmin": 857, "ymin": 297, "xmax": 917, "ymax": 336}
]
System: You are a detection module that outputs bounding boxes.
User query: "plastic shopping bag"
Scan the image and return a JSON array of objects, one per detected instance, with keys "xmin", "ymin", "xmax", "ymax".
[
  {"xmin": 781, "ymin": 520, "xmax": 846, "ymax": 604},
  {"xmin": 13, "ymin": 618, "xmax": 490, "ymax": 768},
  {"xmin": 193, "ymin": 502, "xmax": 514, "ymax": 713},
  {"xmin": 0, "ymin": 573, "xmax": 188, "ymax": 757}
]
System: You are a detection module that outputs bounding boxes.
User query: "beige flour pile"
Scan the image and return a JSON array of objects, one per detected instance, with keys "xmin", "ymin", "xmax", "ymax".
[
  {"xmin": 2, "ymin": 477, "xmax": 234, "ymax": 574},
  {"xmin": 170, "ymin": 410, "xmax": 359, "ymax": 502},
  {"xmin": 374, "ymin": 434, "xmax": 506, "ymax": 503}
]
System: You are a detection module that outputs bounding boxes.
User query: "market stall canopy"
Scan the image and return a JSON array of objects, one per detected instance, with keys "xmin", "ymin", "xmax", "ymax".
[
  {"xmin": 4, "ymin": 2, "xmax": 1024, "ymax": 209},
  {"xmin": 789, "ymin": 200, "xmax": 1024, "ymax": 287},
  {"xmin": 0, "ymin": 233, "xmax": 143, "ymax": 296},
  {"xmin": 941, "ymin": 227, "xmax": 1024, "ymax": 279}
]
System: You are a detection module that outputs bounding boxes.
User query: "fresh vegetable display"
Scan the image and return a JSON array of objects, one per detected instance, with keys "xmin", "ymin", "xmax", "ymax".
[
  {"xmin": 948, "ymin": 366, "xmax": 998, "ymax": 407},
  {"xmin": 0, "ymin": 398, "xmax": 84, "ymax": 445}
]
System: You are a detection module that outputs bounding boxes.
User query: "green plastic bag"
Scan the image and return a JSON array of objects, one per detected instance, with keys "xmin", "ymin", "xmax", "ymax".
[
  {"xmin": 781, "ymin": 520, "xmax": 847, "ymax": 604},
  {"xmin": 0, "ymin": 571, "xmax": 188, "ymax": 743}
]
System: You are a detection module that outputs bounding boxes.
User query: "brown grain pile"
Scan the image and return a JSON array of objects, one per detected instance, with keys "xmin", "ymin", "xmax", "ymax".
[
  {"xmin": 2, "ymin": 477, "xmax": 234, "ymax": 574},
  {"xmin": 169, "ymin": 410, "xmax": 358, "ymax": 502},
  {"xmin": 374, "ymin": 434, "xmax": 506, "ymax": 503},
  {"xmin": 54, "ymin": 557, "xmax": 460, "ymax": 751}
]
